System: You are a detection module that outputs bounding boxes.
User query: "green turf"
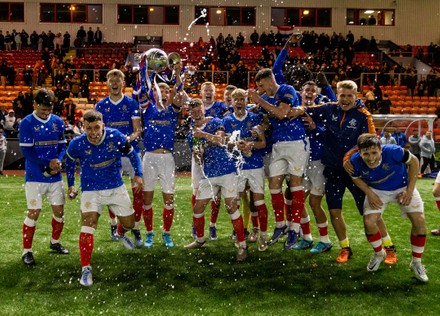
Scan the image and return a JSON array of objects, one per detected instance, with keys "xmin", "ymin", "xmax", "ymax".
[{"xmin": 0, "ymin": 175, "xmax": 439, "ymax": 315}]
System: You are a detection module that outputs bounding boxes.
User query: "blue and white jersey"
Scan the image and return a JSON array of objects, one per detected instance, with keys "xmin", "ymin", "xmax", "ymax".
[
  {"xmin": 261, "ymin": 84, "xmax": 305, "ymax": 143},
  {"xmin": 142, "ymin": 101, "xmax": 180, "ymax": 152},
  {"xmin": 19, "ymin": 112, "xmax": 66, "ymax": 183},
  {"xmin": 188, "ymin": 118, "xmax": 236, "ymax": 178},
  {"xmin": 350, "ymin": 145, "xmax": 409, "ymax": 191},
  {"xmin": 204, "ymin": 101, "xmax": 228, "ymax": 118},
  {"xmin": 66, "ymin": 127, "xmax": 140, "ymax": 191},
  {"xmin": 223, "ymin": 111, "xmax": 264, "ymax": 170},
  {"xmin": 95, "ymin": 95, "xmax": 141, "ymax": 153}
]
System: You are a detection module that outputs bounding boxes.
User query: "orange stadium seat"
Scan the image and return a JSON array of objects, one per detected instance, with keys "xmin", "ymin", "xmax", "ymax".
[
  {"xmin": 402, "ymin": 107, "xmax": 412, "ymax": 114},
  {"xmin": 427, "ymin": 107, "xmax": 437, "ymax": 114},
  {"xmin": 418, "ymin": 107, "xmax": 428, "ymax": 114}
]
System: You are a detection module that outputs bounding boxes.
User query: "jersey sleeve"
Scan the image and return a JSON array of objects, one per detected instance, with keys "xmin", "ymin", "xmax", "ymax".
[{"xmin": 350, "ymin": 153, "xmax": 362, "ymax": 178}]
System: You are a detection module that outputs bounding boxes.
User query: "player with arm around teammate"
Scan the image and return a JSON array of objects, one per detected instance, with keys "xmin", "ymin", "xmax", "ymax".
[
  {"xmin": 290, "ymin": 80, "xmax": 397, "ymax": 264},
  {"xmin": 65, "ymin": 110, "xmax": 143, "ymax": 286},
  {"xmin": 350, "ymin": 133, "xmax": 428, "ymax": 282},
  {"xmin": 247, "ymin": 68, "xmax": 309, "ymax": 250},
  {"xmin": 19, "ymin": 88, "xmax": 69, "ymax": 266}
]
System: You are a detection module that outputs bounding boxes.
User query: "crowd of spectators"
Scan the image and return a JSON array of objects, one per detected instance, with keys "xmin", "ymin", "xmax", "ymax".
[{"xmin": 1, "ymin": 28, "xmax": 440, "ymax": 127}]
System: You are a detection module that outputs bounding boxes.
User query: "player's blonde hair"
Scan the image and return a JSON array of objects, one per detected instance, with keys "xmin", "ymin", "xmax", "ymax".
[
  {"xmin": 154, "ymin": 82, "xmax": 170, "ymax": 91},
  {"xmin": 231, "ymin": 88, "xmax": 247, "ymax": 98},
  {"xmin": 201, "ymin": 81, "xmax": 215, "ymax": 91},
  {"xmin": 106, "ymin": 69, "xmax": 125, "ymax": 82},
  {"xmin": 337, "ymin": 80, "xmax": 358, "ymax": 92}
]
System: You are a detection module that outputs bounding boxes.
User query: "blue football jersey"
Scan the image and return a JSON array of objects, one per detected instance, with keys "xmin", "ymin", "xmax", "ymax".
[
  {"xmin": 95, "ymin": 95, "xmax": 141, "ymax": 152},
  {"xmin": 222, "ymin": 111, "xmax": 264, "ymax": 170},
  {"xmin": 19, "ymin": 112, "xmax": 66, "ymax": 183},
  {"xmin": 66, "ymin": 127, "xmax": 140, "ymax": 191},
  {"xmin": 189, "ymin": 118, "xmax": 236, "ymax": 178},
  {"xmin": 260, "ymin": 84, "xmax": 305, "ymax": 143},
  {"xmin": 351, "ymin": 145, "xmax": 409, "ymax": 191},
  {"xmin": 142, "ymin": 101, "xmax": 180, "ymax": 152}
]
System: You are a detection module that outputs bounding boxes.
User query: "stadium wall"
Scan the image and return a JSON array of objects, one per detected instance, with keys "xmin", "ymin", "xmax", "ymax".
[{"xmin": 0, "ymin": 0, "xmax": 438, "ymax": 47}]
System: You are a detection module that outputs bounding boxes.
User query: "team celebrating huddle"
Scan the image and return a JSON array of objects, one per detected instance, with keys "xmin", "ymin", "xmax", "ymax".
[{"xmin": 18, "ymin": 51, "xmax": 431, "ymax": 286}]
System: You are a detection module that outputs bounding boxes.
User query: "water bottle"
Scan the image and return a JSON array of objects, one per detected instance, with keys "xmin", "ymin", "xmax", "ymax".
[{"xmin": 193, "ymin": 136, "xmax": 202, "ymax": 151}]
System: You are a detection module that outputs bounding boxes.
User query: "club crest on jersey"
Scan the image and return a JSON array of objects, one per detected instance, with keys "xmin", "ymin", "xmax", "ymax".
[
  {"xmin": 382, "ymin": 163, "xmax": 390, "ymax": 171},
  {"xmin": 347, "ymin": 118, "xmax": 357, "ymax": 129},
  {"xmin": 331, "ymin": 114, "xmax": 338, "ymax": 121},
  {"xmin": 247, "ymin": 121, "xmax": 253, "ymax": 129},
  {"xmin": 52, "ymin": 123, "xmax": 59, "ymax": 132},
  {"xmin": 107, "ymin": 142, "xmax": 116, "ymax": 152},
  {"xmin": 122, "ymin": 105, "xmax": 128, "ymax": 112}
]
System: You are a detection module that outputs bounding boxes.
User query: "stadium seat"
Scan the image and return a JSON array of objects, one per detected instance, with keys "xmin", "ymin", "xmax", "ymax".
[
  {"xmin": 402, "ymin": 107, "xmax": 412, "ymax": 114},
  {"xmin": 419, "ymin": 107, "xmax": 428, "ymax": 114},
  {"xmin": 427, "ymin": 107, "xmax": 437, "ymax": 114}
]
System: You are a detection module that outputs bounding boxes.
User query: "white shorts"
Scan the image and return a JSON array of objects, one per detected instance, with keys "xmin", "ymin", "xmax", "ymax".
[
  {"xmin": 80, "ymin": 185, "xmax": 134, "ymax": 216},
  {"xmin": 191, "ymin": 155, "xmax": 204, "ymax": 192},
  {"xmin": 142, "ymin": 151, "xmax": 176, "ymax": 194},
  {"xmin": 121, "ymin": 153, "xmax": 141, "ymax": 179},
  {"xmin": 25, "ymin": 181, "xmax": 65, "ymax": 209},
  {"xmin": 303, "ymin": 160, "xmax": 325, "ymax": 196},
  {"xmin": 363, "ymin": 187, "xmax": 424, "ymax": 218},
  {"xmin": 197, "ymin": 173, "xmax": 238, "ymax": 200},
  {"xmin": 269, "ymin": 140, "xmax": 309, "ymax": 178},
  {"xmin": 237, "ymin": 168, "xmax": 265, "ymax": 194}
]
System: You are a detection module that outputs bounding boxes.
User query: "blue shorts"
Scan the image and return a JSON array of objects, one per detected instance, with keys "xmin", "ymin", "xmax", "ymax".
[{"xmin": 324, "ymin": 166, "xmax": 364, "ymax": 215}]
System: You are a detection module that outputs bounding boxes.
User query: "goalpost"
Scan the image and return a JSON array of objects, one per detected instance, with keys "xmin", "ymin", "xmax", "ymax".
[{"xmin": 372, "ymin": 114, "xmax": 437, "ymax": 136}]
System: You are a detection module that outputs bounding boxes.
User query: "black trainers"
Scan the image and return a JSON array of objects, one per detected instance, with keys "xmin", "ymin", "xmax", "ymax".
[
  {"xmin": 50, "ymin": 242, "xmax": 69, "ymax": 254},
  {"xmin": 244, "ymin": 228, "xmax": 250, "ymax": 240},
  {"xmin": 22, "ymin": 252, "xmax": 35, "ymax": 266},
  {"xmin": 110, "ymin": 225, "xmax": 118, "ymax": 241}
]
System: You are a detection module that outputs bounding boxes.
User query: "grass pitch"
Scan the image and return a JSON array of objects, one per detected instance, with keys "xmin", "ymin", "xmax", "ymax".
[{"xmin": 0, "ymin": 175, "xmax": 439, "ymax": 315}]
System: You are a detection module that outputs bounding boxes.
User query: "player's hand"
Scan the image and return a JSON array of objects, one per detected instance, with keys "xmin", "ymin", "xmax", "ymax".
[
  {"xmin": 49, "ymin": 159, "xmax": 62, "ymax": 174},
  {"xmin": 193, "ymin": 149, "xmax": 204, "ymax": 165},
  {"xmin": 286, "ymin": 31, "xmax": 302, "ymax": 46},
  {"xmin": 397, "ymin": 190, "xmax": 413, "ymax": 206},
  {"xmin": 301, "ymin": 112, "xmax": 316, "ymax": 130},
  {"xmin": 366, "ymin": 191, "xmax": 383, "ymax": 210},
  {"xmin": 316, "ymin": 71, "xmax": 328, "ymax": 88},
  {"xmin": 132, "ymin": 176, "xmax": 144, "ymax": 193},
  {"xmin": 173, "ymin": 62, "xmax": 183, "ymax": 73},
  {"xmin": 193, "ymin": 127, "xmax": 203, "ymax": 138},
  {"xmin": 288, "ymin": 107, "xmax": 305, "ymax": 120},
  {"xmin": 343, "ymin": 160, "xmax": 354, "ymax": 176},
  {"xmin": 138, "ymin": 93, "xmax": 150, "ymax": 109},
  {"xmin": 68, "ymin": 186, "xmax": 78, "ymax": 200},
  {"xmin": 247, "ymin": 89, "xmax": 260, "ymax": 104}
]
